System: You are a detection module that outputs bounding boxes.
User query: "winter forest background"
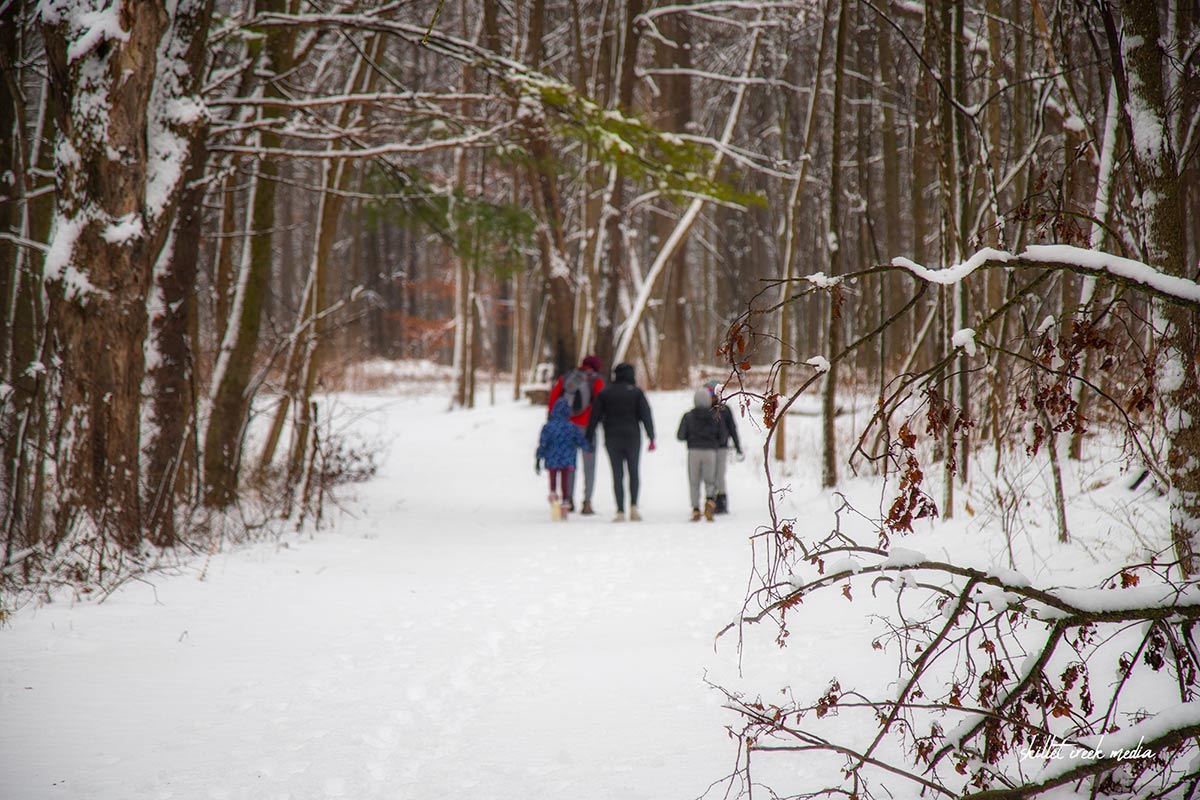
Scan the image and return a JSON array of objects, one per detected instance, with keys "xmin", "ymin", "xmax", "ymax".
[{"xmin": 3, "ymin": 0, "xmax": 1200, "ymax": 797}]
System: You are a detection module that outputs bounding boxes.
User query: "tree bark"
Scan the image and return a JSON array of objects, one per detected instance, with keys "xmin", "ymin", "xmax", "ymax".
[
  {"xmin": 41, "ymin": 0, "xmax": 205, "ymax": 546},
  {"xmin": 654, "ymin": 12, "xmax": 693, "ymax": 390},
  {"xmin": 777, "ymin": 0, "xmax": 834, "ymax": 462},
  {"xmin": 1115, "ymin": 0, "xmax": 1199, "ymax": 575},
  {"xmin": 822, "ymin": 0, "xmax": 851, "ymax": 489},
  {"xmin": 143, "ymin": 0, "xmax": 214, "ymax": 546},
  {"xmin": 203, "ymin": 2, "xmax": 294, "ymax": 507}
]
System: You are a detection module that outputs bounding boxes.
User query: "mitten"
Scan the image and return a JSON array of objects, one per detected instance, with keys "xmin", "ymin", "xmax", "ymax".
[
  {"xmin": 534, "ymin": 458, "xmax": 541, "ymax": 475},
  {"xmin": 648, "ymin": 440, "xmax": 657, "ymax": 452}
]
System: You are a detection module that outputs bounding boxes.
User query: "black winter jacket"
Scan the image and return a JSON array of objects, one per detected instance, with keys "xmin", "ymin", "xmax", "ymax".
[
  {"xmin": 716, "ymin": 404, "xmax": 741, "ymax": 451},
  {"xmin": 677, "ymin": 389, "xmax": 727, "ymax": 450},
  {"xmin": 586, "ymin": 363, "xmax": 655, "ymax": 446}
]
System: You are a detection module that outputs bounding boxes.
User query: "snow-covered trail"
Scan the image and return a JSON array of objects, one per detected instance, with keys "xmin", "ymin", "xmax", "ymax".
[{"xmin": 1, "ymin": 389, "xmax": 827, "ymax": 800}]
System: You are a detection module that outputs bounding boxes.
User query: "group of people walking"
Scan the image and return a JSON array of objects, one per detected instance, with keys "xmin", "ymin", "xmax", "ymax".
[{"xmin": 534, "ymin": 356, "xmax": 741, "ymax": 522}]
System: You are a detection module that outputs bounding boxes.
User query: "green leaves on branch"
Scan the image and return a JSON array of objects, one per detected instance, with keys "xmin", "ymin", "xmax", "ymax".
[
  {"xmin": 508, "ymin": 72, "xmax": 757, "ymax": 207},
  {"xmin": 365, "ymin": 168, "xmax": 534, "ymax": 277},
  {"xmin": 448, "ymin": 188, "xmax": 534, "ymax": 277}
]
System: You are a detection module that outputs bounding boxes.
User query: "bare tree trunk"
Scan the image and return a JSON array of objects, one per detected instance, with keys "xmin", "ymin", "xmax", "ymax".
[
  {"xmin": 654, "ymin": 12, "xmax": 693, "ymax": 390},
  {"xmin": 613, "ymin": 25, "xmax": 762, "ymax": 366},
  {"xmin": 144, "ymin": 139, "xmax": 208, "ymax": 547},
  {"xmin": 286, "ymin": 159, "xmax": 351, "ymax": 485},
  {"xmin": 951, "ymin": 0, "xmax": 971, "ymax": 489},
  {"xmin": 42, "ymin": 0, "xmax": 206, "ymax": 545},
  {"xmin": 776, "ymin": 0, "xmax": 833, "ymax": 462},
  {"xmin": 1114, "ymin": 0, "xmax": 1200, "ymax": 575},
  {"xmin": 143, "ymin": 0, "xmax": 213, "ymax": 547},
  {"xmin": 594, "ymin": 0, "xmax": 643, "ymax": 374},
  {"xmin": 1044, "ymin": 410, "xmax": 1070, "ymax": 543},
  {"xmin": 512, "ymin": 272, "xmax": 524, "ymax": 400},
  {"xmin": 1069, "ymin": 79, "xmax": 1120, "ymax": 460},
  {"xmin": 213, "ymin": 169, "xmax": 239, "ymax": 345},
  {"xmin": 822, "ymin": 0, "xmax": 851, "ymax": 489},
  {"xmin": 1, "ymin": 16, "xmax": 55, "ymax": 561},
  {"xmin": 0, "ymin": 2, "xmax": 18, "ymax": 375},
  {"xmin": 204, "ymin": 7, "xmax": 294, "ymax": 507},
  {"xmin": 262, "ymin": 37, "xmax": 381, "ymax": 477}
]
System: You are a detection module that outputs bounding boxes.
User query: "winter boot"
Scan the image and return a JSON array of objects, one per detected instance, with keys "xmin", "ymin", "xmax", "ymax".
[
  {"xmin": 691, "ymin": 508, "xmax": 702, "ymax": 522},
  {"xmin": 704, "ymin": 498, "xmax": 716, "ymax": 522},
  {"xmin": 629, "ymin": 506, "xmax": 642, "ymax": 521},
  {"xmin": 550, "ymin": 493, "xmax": 562, "ymax": 521},
  {"xmin": 613, "ymin": 510, "xmax": 626, "ymax": 522},
  {"xmin": 560, "ymin": 501, "xmax": 571, "ymax": 520},
  {"xmin": 715, "ymin": 493, "xmax": 728, "ymax": 514},
  {"xmin": 581, "ymin": 500, "xmax": 595, "ymax": 515}
]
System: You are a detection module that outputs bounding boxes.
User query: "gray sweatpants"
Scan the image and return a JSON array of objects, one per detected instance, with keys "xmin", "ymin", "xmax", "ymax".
[
  {"xmin": 688, "ymin": 449, "xmax": 718, "ymax": 509},
  {"xmin": 566, "ymin": 438, "xmax": 596, "ymax": 504},
  {"xmin": 715, "ymin": 446, "xmax": 729, "ymax": 494}
]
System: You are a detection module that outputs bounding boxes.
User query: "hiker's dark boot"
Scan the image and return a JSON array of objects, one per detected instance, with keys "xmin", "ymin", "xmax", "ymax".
[{"xmin": 715, "ymin": 493, "xmax": 728, "ymax": 514}]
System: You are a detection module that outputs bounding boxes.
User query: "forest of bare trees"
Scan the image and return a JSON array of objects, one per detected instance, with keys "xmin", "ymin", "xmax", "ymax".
[
  {"xmin": 0, "ymin": 0, "xmax": 1195, "ymax": 604},
  {"xmin": 3, "ymin": 0, "xmax": 1200, "ymax": 796}
]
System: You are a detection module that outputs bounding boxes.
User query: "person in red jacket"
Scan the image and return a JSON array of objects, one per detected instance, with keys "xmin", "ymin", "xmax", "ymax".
[{"xmin": 548, "ymin": 355, "xmax": 605, "ymax": 514}]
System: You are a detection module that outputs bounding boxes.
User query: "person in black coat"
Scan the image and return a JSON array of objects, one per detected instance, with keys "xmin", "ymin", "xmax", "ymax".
[
  {"xmin": 586, "ymin": 362, "xmax": 656, "ymax": 521},
  {"xmin": 705, "ymin": 380, "xmax": 742, "ymax": 513},
  {"xmin": 677, "ymin": 388, "xmax": 727, "ymax": 521}
]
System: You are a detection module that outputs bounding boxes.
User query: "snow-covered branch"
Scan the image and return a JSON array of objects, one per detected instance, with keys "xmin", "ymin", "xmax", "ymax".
[{"xmin": 890, "ymin": 245, "xmax": 1200, "ymax": 306}]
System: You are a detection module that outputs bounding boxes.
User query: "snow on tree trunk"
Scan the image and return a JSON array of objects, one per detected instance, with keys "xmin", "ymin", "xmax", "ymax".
[
  {"xmin": 143, "ymin": 0, "xmax": 214, "ymax": 546},
  {"xmin": 40, "ymin": 0, "xmax": 206, "ymax": 547},
  {"xmin": 1119, "ymin": 0, "xmax": 1200, "ymax": 575}
]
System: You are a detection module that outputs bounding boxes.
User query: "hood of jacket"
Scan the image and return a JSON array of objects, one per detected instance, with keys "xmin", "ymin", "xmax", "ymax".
[
  {"xmin": 550, "ymin": 397, "xmax": 572, "ymax": 420},
  {"xmin": 694, "ymin": 388, "xmax": 713, "ymax": 409},
  {"xmin": 613, "ymin": 362, "xmax": 636, "ymax": 385}
]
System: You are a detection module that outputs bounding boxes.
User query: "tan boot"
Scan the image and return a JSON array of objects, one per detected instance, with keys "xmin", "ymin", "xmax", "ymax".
[
  {"xmin": 629, "ymin": 506, "xmax": 642, "ymax": 521},
  {"xmin": 704, "ymin": 499, "xmax": 715, "ymax": 522}
]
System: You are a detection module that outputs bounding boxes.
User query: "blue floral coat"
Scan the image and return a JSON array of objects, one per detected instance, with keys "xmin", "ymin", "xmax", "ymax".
[{"xmin": 537, "ymin": 399, "xmax": 592, "ymax": 469}]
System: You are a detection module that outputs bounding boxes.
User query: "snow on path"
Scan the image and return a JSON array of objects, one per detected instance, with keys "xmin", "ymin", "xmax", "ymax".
[{"xmin": 1, "ymin": 389, "xmax": 849, "ymax": 800}]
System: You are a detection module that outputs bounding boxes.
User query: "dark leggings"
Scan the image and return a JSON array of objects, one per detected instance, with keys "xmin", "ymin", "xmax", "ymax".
[
  {"xmin": 548, "ymin": 467, "xmax": 573, "ymax": 497},
  {"xmin": 606, "ymin": 441, "xmax": 641, "ymax": 512}
]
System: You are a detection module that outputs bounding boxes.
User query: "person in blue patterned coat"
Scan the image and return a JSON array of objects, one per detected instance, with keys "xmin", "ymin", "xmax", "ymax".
[{"xmin": 536, "ymin": 398, "xmax": 593, "ymax": 518}]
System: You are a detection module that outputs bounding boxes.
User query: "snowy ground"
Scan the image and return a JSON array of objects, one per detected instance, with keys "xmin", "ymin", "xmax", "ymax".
[{"xmin": 0, "ymin": 382, "xmax": 1169, "ymax": 800}]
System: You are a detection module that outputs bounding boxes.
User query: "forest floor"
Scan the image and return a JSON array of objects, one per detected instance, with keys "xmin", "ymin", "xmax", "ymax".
[{"xmin": 0, "ymin": 374, "xmax": 1169, "ymax": 800}]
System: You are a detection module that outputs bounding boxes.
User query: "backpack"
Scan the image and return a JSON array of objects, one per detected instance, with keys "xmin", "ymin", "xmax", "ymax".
[{"xmin": 562, "ymin": 368, "xmax": 594, "ymax": 415}]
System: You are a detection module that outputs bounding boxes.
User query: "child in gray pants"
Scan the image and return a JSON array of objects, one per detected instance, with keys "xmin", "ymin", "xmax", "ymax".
[{"xmin": 676, "ymin": 388, "xmax": 727, "ymax": 521}]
